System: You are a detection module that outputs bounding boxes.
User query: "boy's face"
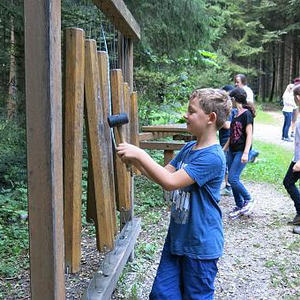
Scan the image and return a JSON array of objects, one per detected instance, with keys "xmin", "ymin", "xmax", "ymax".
[{"xmin": 184, "ymin": 97, "xmax": 211, "ymax": 136}]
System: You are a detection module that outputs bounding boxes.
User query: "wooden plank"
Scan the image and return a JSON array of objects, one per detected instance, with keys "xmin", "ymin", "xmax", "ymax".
[
  {"xmin": 173, "ymin": 134, "xmax": 195, "ymax": 142},
  {"xmin": 130, "ymin": 92, "xmax": 139, "ymax": 146},
  {"xmin": 83, "ymin": 217, "xmax": 141, "ymax": 300},
  {"xmin": 140, "ymin": 141, "xmax": 185, "ymax": 151},
  {"xmin": 130, "ymin": 92, "xmax": 140, "ymax": 175},
  {"xmin": 164, "ymin": 150, "xmax": 175, "ymax": 166},
  {"xmin": 123, "ymin": 82, "xmax": 130, "ymax": 141},
  {"xmin": 24, "ymin": 0, "xmax": 65, "ymax": 298},
  {"xmin": 97, "ymin": 51, "xmax": 117, "ymax": 236},
  {"xmin": 64, "ymin": 28, "xmax": 85, "ymax": 273},
  {"xmin": 138, "ymin": 132, "xmax": 154, "ymax": 141},
  {"xmin": 93, "ymin": 0, "xmax": 140, "ymax": 40},
  {"xmin": 110, "ymin": 69, "xmax": 131, "ymax": 211},
  {"xmin": 142, "ymin": 124, "xmax": 188, "ymax": 133},
  {"xmin": 85, "ymin": 39, "xmax": 114, "ymax": 251}
]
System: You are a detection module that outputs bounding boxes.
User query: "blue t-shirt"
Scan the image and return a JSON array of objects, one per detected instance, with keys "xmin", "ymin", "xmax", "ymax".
[{"xmin": 168, "ymin": 141, "xmax": 225, "ymax": 259}]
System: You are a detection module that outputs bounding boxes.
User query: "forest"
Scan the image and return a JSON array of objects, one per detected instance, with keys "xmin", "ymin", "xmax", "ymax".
[{"xmin": 0, "ymin": 0, "xmax": 300, "ymax": 298}]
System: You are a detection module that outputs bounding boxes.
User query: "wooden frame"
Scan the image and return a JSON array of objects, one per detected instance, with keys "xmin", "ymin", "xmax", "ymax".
[
  {"xmin": 24, "ymin": 0, "xmax": 65, "ymax": 298},
  {"xmin": 25, "ymin": 0, "xmax": 140, "ymax": 298},
  {"xmin": 93, "ymin": 0, "xmax": 140, "ymax": 40}
]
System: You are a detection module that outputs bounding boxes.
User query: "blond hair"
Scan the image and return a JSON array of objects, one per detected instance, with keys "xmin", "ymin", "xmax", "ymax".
[{"xmin": 190, "ymin": 88, "xmax": 232, "ymax": 130}]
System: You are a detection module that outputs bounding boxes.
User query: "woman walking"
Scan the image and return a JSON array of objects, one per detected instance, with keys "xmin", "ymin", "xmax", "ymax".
[
  {"xmin": 223, "ymin": 87, "xmax": 256, "ymax": 219},
  {"xmin": 282, "ymin": 83, "xmax": 297, "ymax": 142}
]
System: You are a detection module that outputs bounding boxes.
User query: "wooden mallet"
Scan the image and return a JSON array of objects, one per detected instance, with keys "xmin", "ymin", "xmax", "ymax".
[{"xmin": 107, "ymin": 112, "xmax": 129, "ymax": 146}]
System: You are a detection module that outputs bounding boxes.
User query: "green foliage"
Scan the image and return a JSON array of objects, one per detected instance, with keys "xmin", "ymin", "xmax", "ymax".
[
  {"xmin": 0, "ymin": 186, "xmax": 29, "ymax": 277},
  {"xmin": 0, "ymin": 119, "xmax": 26, "ymax": 187}
]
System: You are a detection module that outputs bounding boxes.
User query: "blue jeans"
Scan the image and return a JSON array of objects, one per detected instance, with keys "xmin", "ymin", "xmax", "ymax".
[
  {"xmin": 150, "ymin": 239, "xmax": 218, "ymax": 300},
  {"xmin": 283, "ymin": 162, "xmax": 300, "ymax": 214},
  {"xmin": 227, "ymin": 150, "xmax": 251, "ymax": 208},
  {"xmin": 282, "ymin": 111, "xmax": 292, "ymax": 139}
]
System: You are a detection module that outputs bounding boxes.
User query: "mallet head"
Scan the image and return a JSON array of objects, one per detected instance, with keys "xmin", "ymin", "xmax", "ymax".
[{"xmin": 107, "ymin": 113, "xmax": 129, "ymax": 128}]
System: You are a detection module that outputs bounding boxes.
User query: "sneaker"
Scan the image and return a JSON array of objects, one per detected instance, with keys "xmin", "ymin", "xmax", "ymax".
[
  {"xmin": 287, "ymin": 214, "xmax": 300, "ymax": 225},
  {"xmin": 283, "ymin": 137, "xmax": 293, "ymax": 142},
  {"xmin": 293, "ymin": 226, "xmax": 300, "ymax": 234},
  {"xmin": 229, "ymin": 207, "xmax": 243, "ymax": 219},
  {"xmin": 291, "ymin": 131, "xmax": 295, "ymax": 138},
  {"xmin": 221, "ymin": 186, "xmax": 233, "ymax": 196},
  {"xmin": 240, "ymin": 199, "xmax": 256, "ymax": 215}
]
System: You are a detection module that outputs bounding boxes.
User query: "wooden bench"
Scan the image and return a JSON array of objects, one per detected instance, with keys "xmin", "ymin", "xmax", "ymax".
[{"xmin": 140, "ymin": 141, "xmax": 185, "ymax": 165}]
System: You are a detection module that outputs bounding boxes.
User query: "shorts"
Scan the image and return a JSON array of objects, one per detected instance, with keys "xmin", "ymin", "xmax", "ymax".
[{"xmin": 149, "ymin": 240, "xmax": 219, "ymax": 300}]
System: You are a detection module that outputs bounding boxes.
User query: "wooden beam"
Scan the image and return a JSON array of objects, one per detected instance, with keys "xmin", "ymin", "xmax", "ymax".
[
  {"xmin": 110, "ymin": 69, "xmax": 131, "ymax": 212},
  {"xmin": 142, "ymin": 124, "xmax": 188, "ymax": 132},
  {"xmin": 140, "ymin": 141, "xmax": 185, "ymax": 151},
  {"xmin": 93, "ymin": 0, "xmax": 140, "ymax": 40},
  {"xmin": 83, "ymin": 218, "xmax": 141, "ymax": 300},
  {"xmin": 24, "ymin": 0, "xmax": 65, "ymax": 298},
  {"xmin": 85, "ymin": 39, "xmax": 114, "ymax": 251},
  {"xmin": 138, "ymin": 132, "xmax": 154, "ymax": 141},
  {"xmin": 97, "ymin": 51, "xmax": 117, "ymax": 236},
  {"xmin": 63, "ymin": 28, "xmax": 85, "ymax": 273}
]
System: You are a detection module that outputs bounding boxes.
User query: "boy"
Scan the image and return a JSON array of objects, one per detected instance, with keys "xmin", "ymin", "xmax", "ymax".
[
  {"xmin": 283, "ymin": 84, "xmax": 300, "ymax": 233},
  {"xmin": 117, "ymin": 88, "xmax": 232, "ymax": 299}
]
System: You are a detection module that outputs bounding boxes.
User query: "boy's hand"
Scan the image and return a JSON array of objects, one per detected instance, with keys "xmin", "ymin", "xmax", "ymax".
[
  {"xmin": 241, "ymin": 153, "xmax": 248, "ymax": 163},
  {"xmin": 293, "ymin": 160, "xmax": 300, "ymax": 172},
  {"xmin": 116, "ymin": 142, "xmax": 142, "ymax": 163}
]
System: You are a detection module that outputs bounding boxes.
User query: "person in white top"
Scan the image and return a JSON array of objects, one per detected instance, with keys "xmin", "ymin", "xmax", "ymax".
[
  {"xmin": 283, "ymin": 84, "xmax": 300, "ymax": 231},
  {"xmin": 282, "ymin": 83, "xmax": 297, "ymax": 142},
  {"xmin": 290, "ymin": 78, "xmax": 300, "ymax": 137},
  {"xmin": 234, "ymin": 74, "xmax": 254, "ymax": 103}
]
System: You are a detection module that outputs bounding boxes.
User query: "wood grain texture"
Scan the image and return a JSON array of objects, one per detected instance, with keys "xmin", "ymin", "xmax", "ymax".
[
  {"xmin": 64, "ymin": 28, "xmax": 85, "ymax": 273},
  {"xmin": 24, "ymin": 0, "xmax": 65, "ymax": 298},
  {"xmin": 85, "ymin": 39, "xmax": 114, "ymax": 251},
  {"xmin": 98, "ymin": 51, "xmax": 117, "ymax": 235},
  {"xmin": 93, "ymin": 0, "xmax": 140, "ymax": 40},
  {"xmin": 110, "ymin": 69, "xmax": 131, "ymax": 211}
]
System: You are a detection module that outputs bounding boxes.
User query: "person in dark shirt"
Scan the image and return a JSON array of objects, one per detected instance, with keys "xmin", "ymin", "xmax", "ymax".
[
  {"xmin": 223, "ymin": 87, "xmax": 256, "ymax": 219},
  {"xmin": 219, "ymin": 85, "xmax": 236, "ymax": 196}
]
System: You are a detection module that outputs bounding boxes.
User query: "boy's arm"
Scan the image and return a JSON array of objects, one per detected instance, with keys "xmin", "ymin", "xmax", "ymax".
[
  {"xmin": 241, "ymin": 124, "xmax": 253, "ymax": 163},
  {"xmin": 222, "ymin": 120, "xmax": 230, "ymax": 130},
  {"xmin": 117, "ymin": 143, "xmax": 194, "ymax": 190},
  {"xmin": 132, "ymin": 161, "xmax": 176, "ymax": 183},
  {"xmin": 293, "ymin": 160, "xmax": 300, "ymax": 172},
  {"xmin": 222, "ymin": 138, "xmax": 230, "ymax": 151}
]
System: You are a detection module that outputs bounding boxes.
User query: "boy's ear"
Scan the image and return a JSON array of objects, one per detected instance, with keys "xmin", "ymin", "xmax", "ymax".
[{"xmin": 208, "ymin": 112, "xmax": 217, "ymax": 125}]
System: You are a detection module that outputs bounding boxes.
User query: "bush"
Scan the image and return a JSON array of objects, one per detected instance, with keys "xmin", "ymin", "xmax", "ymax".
[{"xmin": 0, "ymin": 119, "xmax": 26, "ymax": 188}]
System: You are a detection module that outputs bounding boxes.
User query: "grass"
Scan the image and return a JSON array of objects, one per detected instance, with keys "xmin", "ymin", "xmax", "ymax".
[
  {"xmin": 242, "ymin": 140, "xmax": 293, "ymax": 187},
  {"xmin": 255, "ymin": 105, "xmax": 278, "ymax": 125}
]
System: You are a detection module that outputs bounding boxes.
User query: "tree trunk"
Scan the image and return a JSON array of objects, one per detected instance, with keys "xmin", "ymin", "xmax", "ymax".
[{"xmin": 7, "ymin": 17, "xmax": 16, "ymax": 120}]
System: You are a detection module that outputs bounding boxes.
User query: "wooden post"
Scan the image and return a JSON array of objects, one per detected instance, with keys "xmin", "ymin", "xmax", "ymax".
[
  {"xmin": 123, "ymin": 82, "xmax": 130, "ymax": 140},
  {"xmin": 130, "ymin": 92, "xmax": 139, "ymax": 147},
  {"xmin": 24, "ymin": 0, "xmax": 65, "ymax": 298},
  {"xmin": 85, "ymin": 39, "xmax": 114, "ymax": 251},
  {"xmin": 98, "ymin": 51, "xmax": 117, "ymax": 235},
  {"xmin": 63, "ymin": 28, "xmax": 85, "ymax": 273},
  {"xmin": 110, "ymin": 69, "xmax": 131, "ymax": 213}
]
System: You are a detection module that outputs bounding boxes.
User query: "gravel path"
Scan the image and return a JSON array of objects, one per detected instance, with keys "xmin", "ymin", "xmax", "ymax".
[{"xmin": 253, "ymin": 111, "xmax": 293, "ymax": 150}]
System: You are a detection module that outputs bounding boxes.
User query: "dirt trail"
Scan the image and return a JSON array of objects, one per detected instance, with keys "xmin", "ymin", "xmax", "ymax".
[{"xmin": 254, "ymin": 111, "xmax": 293, "ymax": 150}]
